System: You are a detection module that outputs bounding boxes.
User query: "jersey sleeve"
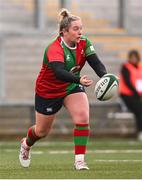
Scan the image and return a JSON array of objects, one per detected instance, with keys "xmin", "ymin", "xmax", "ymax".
[
  {"xmin": 85, "ymin": 38, "xmax": 96, "ymax": 57},
  {"xmin": 47, "ymin": 43, "xmax": 64, "ymax": 63}
]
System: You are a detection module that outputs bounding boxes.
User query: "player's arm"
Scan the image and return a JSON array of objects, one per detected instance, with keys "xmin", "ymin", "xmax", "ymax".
[
  {"xmin": 121, "ymin": 65, "xmax": 140, "ymax": 98},
  {"xmin": 47, "ymin": 43, "xmax": 92, "ymax": 86},
  {"xmin": 49, "ymin": 61, "xmax": 80, "ymax": 83},
  {"xmin": 47, "ymin": 44, "xmax": 80, "ymax": 83},
  {"xmin": 50, "ymin": 62, "xmax": 93, "ymax": 86},
  {"xmin": 86, "ymin": 53, "xmax": 107, "ymax": 78},
  {"xmin": 85, "ymin": 37, "xmax": 107, "ymax": 77}
]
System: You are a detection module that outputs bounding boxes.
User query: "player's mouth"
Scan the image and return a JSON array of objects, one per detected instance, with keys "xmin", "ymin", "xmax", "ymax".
[{"xmin": 76, "ymin": 37, "xmax": 81, "ymax": 42}]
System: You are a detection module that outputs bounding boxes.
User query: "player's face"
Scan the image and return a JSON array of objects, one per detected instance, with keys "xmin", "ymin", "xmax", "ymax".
[{"xmin": 63, "ymin": 20, "xmax": 83, "ymax": 45}]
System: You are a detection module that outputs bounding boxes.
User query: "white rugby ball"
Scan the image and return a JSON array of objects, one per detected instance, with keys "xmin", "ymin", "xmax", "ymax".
[{"xmin": 94, "ymin": 74, "xmax": 119, "ymax": 101}]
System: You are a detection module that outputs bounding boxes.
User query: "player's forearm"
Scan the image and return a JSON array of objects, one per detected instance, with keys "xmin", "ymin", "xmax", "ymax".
[
  {"xmin": 86, "ymin": 54, "xmax": 107, "ymax": 78},
  {"xmin": 49, "ymin": 61, "xmax": 80, "ymax": 83}
]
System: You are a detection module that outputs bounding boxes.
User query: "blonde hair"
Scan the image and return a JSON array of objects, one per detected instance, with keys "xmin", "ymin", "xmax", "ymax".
[{"xmin": 58, "ymin": 9, "xmax": 81, "ymax": 36}]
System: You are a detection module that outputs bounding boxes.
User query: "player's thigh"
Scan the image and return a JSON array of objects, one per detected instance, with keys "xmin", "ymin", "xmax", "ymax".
[
  {"xmin": 35, "ymin": 111, "xmax": 55, "ymax": 133},
  {"xmin": 64, "ymin": 92, "xmax": 89, "ymax": 124}
]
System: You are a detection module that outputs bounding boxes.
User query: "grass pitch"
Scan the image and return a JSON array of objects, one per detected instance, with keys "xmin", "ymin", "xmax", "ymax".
[{"xmin": 1, "ymin": 138, "xmax": 142, "ymax": 179}]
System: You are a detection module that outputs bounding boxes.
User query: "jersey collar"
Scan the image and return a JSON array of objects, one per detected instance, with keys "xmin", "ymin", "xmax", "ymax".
[{"xmin": 61, "ymin": 36, "xmax": 77, "ymax": 50}]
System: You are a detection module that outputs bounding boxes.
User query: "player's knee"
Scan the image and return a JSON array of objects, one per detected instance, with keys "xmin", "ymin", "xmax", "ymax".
[
  {"xmin": 75, "ymin": 111, "xmax": 89, "ymax": 123},
  {"xmin": 35, "ymin": 129, "xmax": 48, "ymax": 138}
]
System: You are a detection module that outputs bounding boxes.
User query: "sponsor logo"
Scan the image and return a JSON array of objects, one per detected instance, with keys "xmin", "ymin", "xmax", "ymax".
[
  {"xmin": 70, "ymin": 65, "xmax": 80, "ymax": 74},
  {"xmin": 95, "ymin": 78, "xmax": 109, "ymax": 97},
  {"xmin": 46, "ymin": 108, "xmax": 53, "ymax": 112},
  {"xmin": 81, "ymin": 49, "xmax": 84, "ymax": 54},
  {"xmin": 90, "ymin": 45, "xmax": 95, "ymax": 51},
  {"xmin": 66, "ymin": 54, "xmax": 70, "ymax": 61}
]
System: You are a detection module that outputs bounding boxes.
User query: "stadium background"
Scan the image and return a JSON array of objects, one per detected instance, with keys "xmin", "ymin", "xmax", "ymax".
[{"xmin": 0, "ymin": 0, "xmax": 142, "ymax": 138}]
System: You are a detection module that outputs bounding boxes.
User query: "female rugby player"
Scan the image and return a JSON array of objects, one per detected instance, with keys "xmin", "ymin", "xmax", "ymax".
[{"xmin": 19, "ymin": 9, "xmax": 107, "ymax": 170}]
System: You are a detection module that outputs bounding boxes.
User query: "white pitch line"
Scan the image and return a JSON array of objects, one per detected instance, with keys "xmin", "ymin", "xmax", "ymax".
[
  {"xmin": 32, "ymin": 151, "xmax": 43, "ymax": 154},
  {"xmin": 48, "ymin": 149, "xmax": 142, "ymax": 154},
  {"xmin": 1, "ymin": 140, "xmax": 142, "ymax": 147},
  {"xmin": 94, "ymin": 150, "xmax": 142, "ymax": 153},
  {"xmin": 5, "ymin": 149, "xmax": 17, "ymax": 152},
  {"xmin": 4, "ymin": 149, "xmax": 142, "ymax": 163},
  {"xmin": 5, "ymin": 149, "xmax": 43, "ymax": 154},
  {"xmin": 4, "ymin": 149, "xmax": 142, "ymax": 154},
  {"xmin": 95, "ymin": 160, "xmax": 142, "ymax": 162}
]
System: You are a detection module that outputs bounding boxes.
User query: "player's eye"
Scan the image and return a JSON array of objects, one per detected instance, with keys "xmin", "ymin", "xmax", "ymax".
[
  {"xmin": 73, "ymin": 26, "xmax": 83, "ymax": 32},
  {"xmin": 73, "ymin": 26, "xmax": 79, "ymax": 31}
]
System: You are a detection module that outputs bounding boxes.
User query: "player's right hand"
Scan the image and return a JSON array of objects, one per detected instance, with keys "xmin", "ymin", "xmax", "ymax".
[{"xmin": 80, "ymin": 75, "xmax": 93, "ymax": 87}]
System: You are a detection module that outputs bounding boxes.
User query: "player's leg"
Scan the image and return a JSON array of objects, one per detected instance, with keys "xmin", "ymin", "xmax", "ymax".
[
  {"xmin": 19, "ymin": 94, "xmax": 63, "ymax": 167},
  {"xmin": 64, "ymin": 92, "xmax": 90, "ymax": 170},
  {"xmin": 19, "ymin": 112, "xmax": 55, "ymax": 168},
  {"xmin": 26, "ymin": 112, "xmax": 55, "ymax": 146}
]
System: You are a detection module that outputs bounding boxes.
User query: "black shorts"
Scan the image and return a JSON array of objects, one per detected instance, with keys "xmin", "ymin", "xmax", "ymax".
[{"xmin": 35, "ymin": 84, "xmax": 85, "ymax": 115}]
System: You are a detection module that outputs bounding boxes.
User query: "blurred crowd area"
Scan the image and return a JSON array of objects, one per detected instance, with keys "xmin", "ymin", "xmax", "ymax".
[{"xmin": 0, "ymin": 0, "xmax": 142, "ymax": 137}]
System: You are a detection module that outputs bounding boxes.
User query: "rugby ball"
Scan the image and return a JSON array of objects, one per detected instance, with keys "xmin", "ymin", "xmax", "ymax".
[{"xmin": 94, "ymin": 73, "xmax": 119, "ymax": 101}]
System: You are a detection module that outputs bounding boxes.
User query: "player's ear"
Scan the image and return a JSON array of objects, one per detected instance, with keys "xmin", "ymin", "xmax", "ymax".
[
  {"xmin": 62, "ymin": 28, "xmax": 66, "ymax": 32},
  {"xmin": 62, "ymin": 27, "xmax": 69, "ymax": 34}
]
